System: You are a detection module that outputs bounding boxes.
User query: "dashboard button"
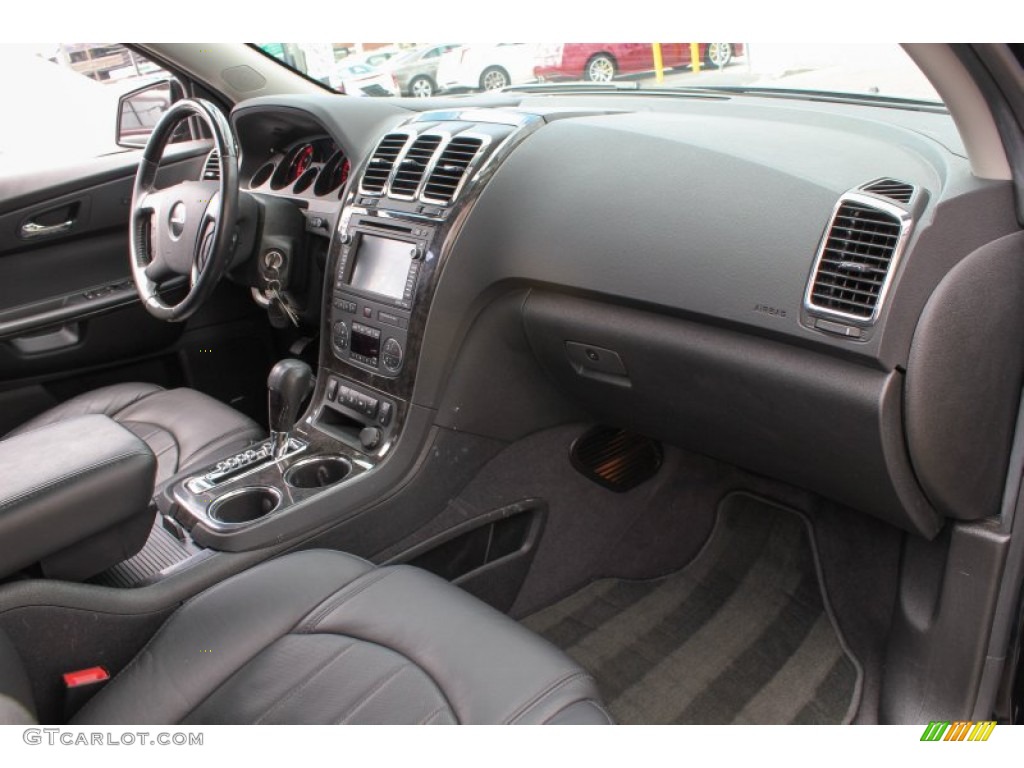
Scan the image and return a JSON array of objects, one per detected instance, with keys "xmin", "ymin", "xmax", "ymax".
[
  {"xmin": 326, "ymin": 378, "xmax": 339, "ymax": 401},
  {"xmin": 382, "ymin": 338, "xmax": 403, "ymax": 372}
]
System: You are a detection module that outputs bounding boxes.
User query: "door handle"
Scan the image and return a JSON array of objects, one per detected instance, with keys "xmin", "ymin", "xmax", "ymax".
[{"xmin": 20, "ymin": 220, "xmax": 75, "ymax": 239}]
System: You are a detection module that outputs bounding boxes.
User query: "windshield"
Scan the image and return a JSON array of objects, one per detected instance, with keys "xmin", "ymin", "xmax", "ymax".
[{"xmin": 254, "ymin": 42, "xmax": 941, "ymax": 104}]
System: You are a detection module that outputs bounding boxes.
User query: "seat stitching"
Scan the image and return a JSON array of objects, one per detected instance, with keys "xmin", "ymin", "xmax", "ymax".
[
  {"xmin": 542, "ymin": 698, "xmax": 615, "ymax": 725},
  {"xmin": 251, "ymin": 640, "xmax": 359, "ymax": 724},
  {"xmin": 108, "ymin": 386, "xmax": 166, "ymax": 418},
  {"xmin": 506, "ymin": 670, "xmax": 597, "ymax": 724},
  {"xmin": 299, "ymin": 569, "xmax": 395, "ymax": 633},
  {"xmin": 0, "ymin": 451, "xmax": 153, "ymax": 513},
  {"xmin": 335, "ymin": 660, "xmax": 412, "ymax": 724},
  {"xmin": 418, "ymin": 705, "xmax": 455, "ymax": 725}
]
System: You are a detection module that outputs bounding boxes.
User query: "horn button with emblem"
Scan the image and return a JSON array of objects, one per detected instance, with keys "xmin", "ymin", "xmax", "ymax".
[{"xmin": 129, "ymin": 98, "xmax": 260, "ymax": 322}]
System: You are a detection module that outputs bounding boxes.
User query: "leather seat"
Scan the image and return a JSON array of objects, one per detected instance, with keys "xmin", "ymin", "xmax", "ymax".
[
  {"xmin": 4, "ymin": 383, "xmax": 263, "ymax": 486},
  {"xmin": 0, "ymin": 551, "xmax": 611, "ymax": 725}
]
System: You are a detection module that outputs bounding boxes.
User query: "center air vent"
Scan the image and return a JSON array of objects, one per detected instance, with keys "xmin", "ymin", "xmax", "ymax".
[
  {"xmin": 423, "ymin": 136, "xmax": 485, "ymax": 204},
  {"xmin": 390, "ymin": 134, "xmax": 442, "ymax": 198},
  {"xmin": 861, "ymin": 178, "xmax": 914, "ymax": 204},
  {"xmin": 806, "ymin": 194, "xmax": 910, "ymax": 324},
  {"xmin": 361, "ymin": 133, "xmax": 408, "ymax": 194},
  {"xmin": 202, "ymin": 150, "xmax": 220, "ymax": 181}
]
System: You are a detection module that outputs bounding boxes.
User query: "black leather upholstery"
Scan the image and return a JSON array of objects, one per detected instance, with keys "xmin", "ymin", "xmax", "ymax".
[
  {"xmin": 72, "ymin": 550, "xmax": 611, "ymax": 725},
  {"xmin": 5, "ymin": 383, "xmax": 263, "ymax": 486},
  {"xmin": 0, "ymin": 415, "xmax": 156, "ymax": 580},
  {"xmin": 0, "ymin": 629, "xmax": 35, "ymax": 725}
]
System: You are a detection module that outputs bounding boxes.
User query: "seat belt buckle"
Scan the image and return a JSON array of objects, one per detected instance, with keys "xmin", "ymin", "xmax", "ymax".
[{"xmin": 63, "ymin": 666, "xmax": 110, "ymax": 720}]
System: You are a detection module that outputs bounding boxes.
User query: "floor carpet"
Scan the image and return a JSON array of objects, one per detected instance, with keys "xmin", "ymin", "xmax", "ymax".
[{"xmin": 522, "ymin": 493, "xmax": 861, "ymax": 724}]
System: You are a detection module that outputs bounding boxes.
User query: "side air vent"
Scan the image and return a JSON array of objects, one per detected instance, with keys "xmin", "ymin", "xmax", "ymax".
[
  {"xmin": 202, "ymin": 150, "xmax": 220, "ymax": 181},
  {"xmin": 390, "ymin": 134, "xmax": 442, "ymax": 198},
  {"xmin": 861, "ymin": 178, "xmax": 914, "ymax": 204},
  {"xmin": 361, "ymin": 133, "xmax": 408, "ymax": 194},
  {"xmin": 806, "ymin": 195, "xmax": 910, "ymax": 323},
  {"xmin": 423, "ymin": 135, "xmax": 485, "ymax": 204}
]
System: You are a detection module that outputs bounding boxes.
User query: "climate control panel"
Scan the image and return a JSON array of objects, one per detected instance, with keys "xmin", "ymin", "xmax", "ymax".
[{"xmin": 330, "ymin": 293, "xmax": 409, "ymax": 376}]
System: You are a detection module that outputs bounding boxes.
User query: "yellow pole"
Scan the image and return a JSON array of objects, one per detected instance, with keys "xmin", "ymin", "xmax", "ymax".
[
  {"xmin": 690, "ymin": 42, "xmax": 701, "ymax": 74},
  {"xmin": 652, "ymin": 43, "xmax": 664, "ymax": 83}
]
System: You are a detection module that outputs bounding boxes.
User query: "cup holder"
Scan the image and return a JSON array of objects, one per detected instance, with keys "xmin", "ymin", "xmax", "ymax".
[
  {"xmin": 284, "ymin": 455, "xmax": 352, "ymax": 489},
  {"xmin": 209, "ymin": 487, "xmax": 281, "ymax": 525}
]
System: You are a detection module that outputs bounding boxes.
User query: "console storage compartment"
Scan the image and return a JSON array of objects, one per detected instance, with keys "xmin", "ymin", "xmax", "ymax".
[{"xmin": 0, "ymin": 414, "xmax": 156, "ymax": 580}]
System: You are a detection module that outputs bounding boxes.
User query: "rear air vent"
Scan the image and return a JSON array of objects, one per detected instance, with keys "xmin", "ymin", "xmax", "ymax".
[
  {"xmin": 361, "ymin": 133, "xmax": 408, "ymax": 194},
  {"xmin": 423, "ymin": 135, "xmax": 484, "ymax": 204},
  {"xmin": 806, "ymin": 196, "xmax": 909, "ymax": 323},
  {"xmin": 861, "ymin": 178, "xmax": 914, "ymax": 204},
  {"xmin": 202, "ymin": 150, "xmax": 220, "ymax": 181},
  {"xmin": 390, "ymin": 134, "xmax": 442, "ymax": 198}
]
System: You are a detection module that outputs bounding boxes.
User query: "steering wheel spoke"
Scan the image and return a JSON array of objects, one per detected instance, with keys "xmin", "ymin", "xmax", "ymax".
[{"xmin": 129, "ymin": 99, "xmax": 238, "ymax": 322}]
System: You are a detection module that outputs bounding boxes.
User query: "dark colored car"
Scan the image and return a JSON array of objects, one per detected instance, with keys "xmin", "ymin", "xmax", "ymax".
[{"xmin": 534, "ymin": 42, "xmax": 744, "ymax": 82}]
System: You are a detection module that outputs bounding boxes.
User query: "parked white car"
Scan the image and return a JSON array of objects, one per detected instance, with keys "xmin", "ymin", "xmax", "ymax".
[
  {"xmin": 436, "ymin": 43, "xmax": 539, "ymax": 92},
  {"xmin": 331, "ymin": 61, "xmax": 399, "ymax": 97}
]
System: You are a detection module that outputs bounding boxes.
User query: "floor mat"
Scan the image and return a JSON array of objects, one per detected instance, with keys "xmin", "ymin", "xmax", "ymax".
[{"xmin": 522, "ymin": 493, "xmax": 861, "ymax": 724}]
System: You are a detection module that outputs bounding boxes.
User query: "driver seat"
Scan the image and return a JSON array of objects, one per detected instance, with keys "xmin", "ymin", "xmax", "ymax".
[{"xmin": 3, "ymin": 383, "xmax": 263, "ymax": 487}]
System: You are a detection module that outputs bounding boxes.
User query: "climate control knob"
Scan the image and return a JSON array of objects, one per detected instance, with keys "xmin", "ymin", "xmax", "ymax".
[{"xmin": 382, "ymin": 337, "xmax": 403, "ymax": 372}]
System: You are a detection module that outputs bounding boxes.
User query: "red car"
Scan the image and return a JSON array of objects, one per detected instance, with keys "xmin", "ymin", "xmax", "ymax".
[{"xmin": 534, "ymin": 43, "xmax": 744, "ymax": 82}]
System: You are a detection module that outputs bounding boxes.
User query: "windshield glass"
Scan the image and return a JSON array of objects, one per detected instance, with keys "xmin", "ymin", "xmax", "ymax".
[{"xmin": 254, "ymin": 42, "xmax": 941, "ymax": 104}]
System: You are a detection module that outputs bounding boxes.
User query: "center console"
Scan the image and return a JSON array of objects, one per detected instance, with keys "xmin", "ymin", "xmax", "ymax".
[{"xmin": 155, "ymin": 110, "xmax": 538, "ymax": 558}]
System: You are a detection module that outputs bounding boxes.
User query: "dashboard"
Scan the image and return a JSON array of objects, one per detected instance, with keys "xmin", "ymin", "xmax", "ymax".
[{"xmin": 224, "ymin": 90, "xmax": 1024, "ymax": 545}]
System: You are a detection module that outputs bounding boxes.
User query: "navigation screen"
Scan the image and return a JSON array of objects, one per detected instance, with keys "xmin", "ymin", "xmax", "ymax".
[{"xmin": 349, "ymin": 235, "xmax": 412, "ymax": 300}]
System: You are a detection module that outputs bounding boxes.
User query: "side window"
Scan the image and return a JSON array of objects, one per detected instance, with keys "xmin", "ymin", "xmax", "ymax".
[{"xmin": 0, "ymin": 44, "xmax": 174, "ymax": 174}]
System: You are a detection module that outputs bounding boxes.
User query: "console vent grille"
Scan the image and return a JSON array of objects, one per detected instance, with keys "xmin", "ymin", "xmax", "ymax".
[
  {"xmin": 390, "ymin": 134, "xmax": 442, "ymax": 197},
  {"xmin": 361, "ymin": 133, "xmax": 408, "ymax": 193},
  {"xmin": 861, "ymin": 178, "xmax": 914, "ymax": 204},
  {"xmin": 808, "ymin": 199, "xmax": 906, "ymax": 321},
  {"xmin": 423, "ymin": 136, "xmax": 484, "ymax": 204},
  {"xmin": 202, "ymin": 150, "xmax": 220, "ymax": 181}
]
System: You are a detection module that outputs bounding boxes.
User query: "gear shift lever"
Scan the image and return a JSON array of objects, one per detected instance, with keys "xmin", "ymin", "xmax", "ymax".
[{"xmin": 268, "ymin": 359, "xmax": 314, "ymax": 459}]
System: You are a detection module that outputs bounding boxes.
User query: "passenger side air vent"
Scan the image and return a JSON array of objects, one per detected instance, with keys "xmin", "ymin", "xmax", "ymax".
[
  {"xmin": 202, "ymin": 150, "xmax": 220, "ymax": 181},
  {"xmin": 361, "ymin": 133, "xmax": 408, "ymax": 194},
  {"xmin": 861, "ymin": 178, "xmax": 914, "ymax": 204},
  {"xmin": 423, "ymin": 135, "xmax": 484, "ymax": 204},
  {"xmin": 390, "ymin": 134, "xmax": 442, "ymax": 198},
  {"xmin": 806, "ymin": 195, "xmax": 910, "ymax": 323}
]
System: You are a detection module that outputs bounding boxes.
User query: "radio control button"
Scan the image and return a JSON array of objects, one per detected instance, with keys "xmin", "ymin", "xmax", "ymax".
[{"xmin": 332, "ymin": 321, "xmax": 350, "ymax": 351}]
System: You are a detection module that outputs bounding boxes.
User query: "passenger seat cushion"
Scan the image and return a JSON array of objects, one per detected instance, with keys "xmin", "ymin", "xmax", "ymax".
[{"xmin": 72, "ymin": 551, "xmax": 610, "ymax": 725}]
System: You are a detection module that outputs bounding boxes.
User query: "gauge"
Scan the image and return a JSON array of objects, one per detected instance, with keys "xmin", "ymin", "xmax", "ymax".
[
  {"xmin": 313, "ymin": 150, "xmax": 352, "ymax": 197},
  {"xmin": 287, "ymin": 144, "xmax": 315, "ymax": 185}
]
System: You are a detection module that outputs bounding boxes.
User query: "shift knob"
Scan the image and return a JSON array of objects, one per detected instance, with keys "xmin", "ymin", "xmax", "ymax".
[{"xmin": 267, "ymin": 359, "xmax": 313, "ymax": 456}]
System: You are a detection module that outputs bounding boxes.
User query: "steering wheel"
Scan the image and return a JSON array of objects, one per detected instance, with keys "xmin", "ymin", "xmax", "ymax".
[{"xmin": 129, "ymin": 98, "xmax": 238, "ymax": 321}]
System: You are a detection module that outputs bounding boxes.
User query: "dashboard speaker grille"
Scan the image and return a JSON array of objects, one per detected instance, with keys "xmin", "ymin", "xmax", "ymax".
[
  {"xmin": 423, "ymin": 136, "xmax": 484, "ymax": 204},
  {"xmin": 361, "ymin": 133, "xmax": 407, "ymax": 193},
  {"xmin": 861, "ymin": 178, "xmax": 914, "ymax": 204},
  {"xmin": 202, "ymin": 150, "xmax": 221, "ymax": 181},
  {"xmin": 390, "ymin": 134, "xmax": 442, "ymax": 198},
  {"xmin": 808, "ymin": 200, "xmax": 905, "ymax": 321}
]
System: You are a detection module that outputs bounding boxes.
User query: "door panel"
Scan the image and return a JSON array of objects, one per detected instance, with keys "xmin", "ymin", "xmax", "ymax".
[{"xmin": 0, "ymin": 142, "xmax": 210, "ymax": 390}]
